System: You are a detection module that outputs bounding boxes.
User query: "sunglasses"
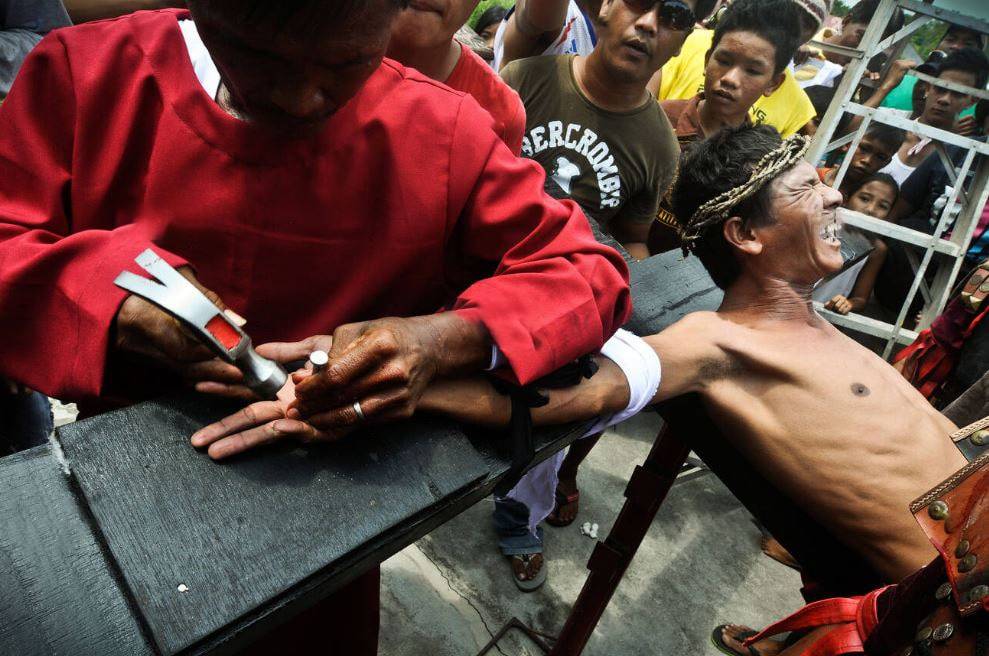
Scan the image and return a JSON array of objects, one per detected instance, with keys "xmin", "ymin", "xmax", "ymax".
[{"xmin": 622, "ymin": 0, "xmax": 697, "ymax": 32}]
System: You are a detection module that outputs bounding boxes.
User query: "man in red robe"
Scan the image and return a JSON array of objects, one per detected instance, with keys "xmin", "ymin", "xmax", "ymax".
[{"xmin": 0, "ymin": 1, "xmax": 630, "ymax": 652}]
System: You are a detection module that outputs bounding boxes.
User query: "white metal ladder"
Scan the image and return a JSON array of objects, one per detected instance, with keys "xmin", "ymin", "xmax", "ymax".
[{"xmin": 807, "ymin": 0, "xmax": 989, "ymax": 359}]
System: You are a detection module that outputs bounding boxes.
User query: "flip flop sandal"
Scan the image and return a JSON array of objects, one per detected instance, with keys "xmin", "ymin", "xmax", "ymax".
[
  {"xmin": 711, "ymin": 624, "xmax": 760, "ymax": 656},
  {"xmin": 545, "ymin": 488, "xmax": 580, "ymax": 527},
  {"xmin": 507, "ymin": 554, "xmax": 547, "ymax": 592}
]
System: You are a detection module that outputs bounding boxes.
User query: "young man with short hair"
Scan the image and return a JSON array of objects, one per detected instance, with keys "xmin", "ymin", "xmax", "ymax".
[
  {"xmin": 387, "ymin": 0, "xmax": 526, "ymax": 154},
  {"xmin": 880, "ymin": 23, "xmax": 987, "ymax": 120},
  {"xmin": 502, "ymin": 0, "xmax": 715, "ymax": 258},
  {"xmin": 873, "ymin": 47, "xmax": 989, "ymax": 184}
]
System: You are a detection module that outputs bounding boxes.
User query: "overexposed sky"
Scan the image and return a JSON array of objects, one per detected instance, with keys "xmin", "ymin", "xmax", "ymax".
[
  {"xmin": 933, "ymin": 0, "xmax": 987, "ymax": 20},
  {"xmin": 843, "ymin": 0, "xmax": 986, "ymax": 21}
]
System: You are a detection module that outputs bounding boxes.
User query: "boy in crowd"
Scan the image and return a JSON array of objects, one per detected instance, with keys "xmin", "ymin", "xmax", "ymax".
[
  {"xmin": 817, "ymin": 173, "xmax": 899, "ymax": 316},
  {"xmin": 875, "ymin": 94, "xmax": 989, "ymax": 320},
  {"xmin": 660, "ymin": 0, "xmax": 799, "ymax": 146},
  {"xmin": 474, "ymin": 5, "xmax": 508, "ymax": 48},
  {"xmin": 493, "ymin": 0, "xmax": 714, "ymax": 589},
  {"xmin": 818, "ymin": 123, "xmax": 905, "ymax": 198},
  {"xmin": 654, "ymin": 0, "xmax": 826, "ymax": 136},
  {"xmin": 387, "ymin": 0, "xmax": 525, "ymax": 154}
]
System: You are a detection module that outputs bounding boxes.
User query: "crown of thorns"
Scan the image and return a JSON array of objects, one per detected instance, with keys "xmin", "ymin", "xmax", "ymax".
[{"xmin": 679, "ymin": 134, "xmax": 811, "ymax": 253}]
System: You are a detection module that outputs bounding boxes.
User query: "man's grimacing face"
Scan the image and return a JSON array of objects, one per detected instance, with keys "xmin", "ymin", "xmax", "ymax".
[
  {"xmin": 189, "ymin": 0, "xmax": 399, "ymax": 136},
  {"xmin": 742, "ymin": 161, "xmax": 845, "ymax": 285}
]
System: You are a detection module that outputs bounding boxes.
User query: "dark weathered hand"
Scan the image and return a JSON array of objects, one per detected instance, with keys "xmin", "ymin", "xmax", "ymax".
[
  {"xmin": 112, "ymin": 266, "xmax": 248, "ymax": 398},
  {"xmin": 288, "ymin": 313, "xmax": 490, "ymax": 430}
]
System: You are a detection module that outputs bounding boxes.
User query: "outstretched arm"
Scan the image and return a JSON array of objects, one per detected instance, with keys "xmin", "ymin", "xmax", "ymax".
[
  {"xmin": 498, "ymin": 0, "xmax": 572, "ymax": 70},
  {"xmin": 190, "ymin": 315, "xmax": 727, "ymax": 460}
]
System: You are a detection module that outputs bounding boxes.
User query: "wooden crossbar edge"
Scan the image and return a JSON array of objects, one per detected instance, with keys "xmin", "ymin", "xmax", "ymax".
[
  {"xmin": 0, "ymin": 238, "xmax": 709, "ymax": 656},
  {"xmin": 806, "ymin": 39, "xmax": 865, "ymax": 61},
  {"xmin": 0, "ymin": 390, "xmax": 592, "ymax": 655}
]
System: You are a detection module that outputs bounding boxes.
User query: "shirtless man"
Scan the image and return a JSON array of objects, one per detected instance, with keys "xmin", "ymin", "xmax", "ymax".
[{"xmin": 191, "ymin": 124, "xmax": 966, "ymax": 651}]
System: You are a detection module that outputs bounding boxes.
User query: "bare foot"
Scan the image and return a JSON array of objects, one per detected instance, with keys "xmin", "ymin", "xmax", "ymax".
[
  {"xmin": 720, "ymin": 625, "xmax": 783, "ymax": 656},
  {"xmin": 546, "ymin": 477, "xmax": 580, "ymax": 527}
]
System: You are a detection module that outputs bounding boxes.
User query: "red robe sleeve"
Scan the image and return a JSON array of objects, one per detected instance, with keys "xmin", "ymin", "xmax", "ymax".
[
  {"xmin": 0, "ymin": 33, "xmax": 185, "ymax": 401},
  {"xmin": 447, "ymin": 96, "xmax": 631, "ymax": 385}
]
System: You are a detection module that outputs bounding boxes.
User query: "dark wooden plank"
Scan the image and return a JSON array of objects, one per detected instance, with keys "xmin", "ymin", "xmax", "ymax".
[
  {"xmin": 0, "ymin": 445, "xmax": 153, "ymax": 655},
  {"xmin": 626, "ymin": 250, "xmax": 723, "ymax": 336},
  {"xmin": 57, "ymin": 395, "xmax": 490, "ymax": 655}
]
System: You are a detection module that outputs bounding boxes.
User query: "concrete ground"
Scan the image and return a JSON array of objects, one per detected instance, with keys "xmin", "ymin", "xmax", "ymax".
[
  {"xmin": 379, "ymin": 412, "xmax": 805, "ymax": 656},
  {"xmin": 51, "ymin": 401, "xmax": 804, "ymax": 655}
]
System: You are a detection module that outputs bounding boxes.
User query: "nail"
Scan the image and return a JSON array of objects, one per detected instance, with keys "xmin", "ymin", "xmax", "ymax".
[{"xmin": 309, "ymin": 350, "xmax": 329, "ymax": 374}]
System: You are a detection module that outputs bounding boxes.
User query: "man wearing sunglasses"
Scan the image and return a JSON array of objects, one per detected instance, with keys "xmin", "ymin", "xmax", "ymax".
[
  {"xmin": 494, "ymin": 0, "xmax": 716, "ymax": 591},
  {"xmin": 493, "ymin": 0, "xmax": 702, "ymax": 72}
]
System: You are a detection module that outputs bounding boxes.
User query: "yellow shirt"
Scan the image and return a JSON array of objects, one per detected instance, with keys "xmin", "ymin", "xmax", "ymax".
[{"xmin": 659, "ymin": 30, "xmax": 816, "ymax": 137}]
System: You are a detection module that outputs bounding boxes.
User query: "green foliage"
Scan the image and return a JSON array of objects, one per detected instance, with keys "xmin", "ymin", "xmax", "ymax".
[
  {"xmin": 831, "ymin": 0, "xmax": 851, "ymax": 18},
  {"xmin": 910, "ymin": 18, "xmax": 947, "ymax": 60},
  {"xmin": 468, "ymin": 0, "xmax": 514, "ymax": 29}
]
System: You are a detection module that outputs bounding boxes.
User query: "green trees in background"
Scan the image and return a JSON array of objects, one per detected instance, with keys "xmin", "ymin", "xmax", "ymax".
[{"xmin": 469, "ymin": 0, "xmax": 514, "ymax": 28}]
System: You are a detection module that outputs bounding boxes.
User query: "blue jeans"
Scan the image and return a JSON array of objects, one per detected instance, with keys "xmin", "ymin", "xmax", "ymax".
[
  {"xmin": 493, "ymin": 497, "xmax": 543, "ymax": 555},
  {"xmin": 0, "ymin": 390, "xmax": 53, "ymax": 455}
]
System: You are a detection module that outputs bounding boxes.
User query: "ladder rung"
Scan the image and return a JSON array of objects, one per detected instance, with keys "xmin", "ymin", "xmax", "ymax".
[
  {"xmin": 910, "ymin": 70, "xmax": 989, "ymax": 102},
  {"xmin": 896, "ymin": 0, "xmax": 989, "ymax": 38},
  {"xmin": 841, "ymin": 104, "xmax": 989, "ymax": 156},
  {"xmin": 814, "ymin": 302, "xmax": 919, "ymax": 345},
  {"xmin": 839, "ymin": 208, "xmax": 961, "ymax": 257},
  {"xmin": 806, "ymin": 39, "xmax": 865, "ymax": 60}
]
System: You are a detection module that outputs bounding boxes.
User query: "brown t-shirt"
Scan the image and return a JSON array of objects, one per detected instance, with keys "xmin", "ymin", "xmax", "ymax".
[
  {"xmin": 501, "ymin": 55, "xmax": 679, "ymax": 230},
  {"xmin": 661, "ymin": 95, "xmax": 704, "ymax": 146}
]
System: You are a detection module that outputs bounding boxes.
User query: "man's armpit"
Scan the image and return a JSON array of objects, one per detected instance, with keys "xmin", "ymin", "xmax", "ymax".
[{"xmin": 697, "ymin": 355, "xmax": 738, "ymax": 384}]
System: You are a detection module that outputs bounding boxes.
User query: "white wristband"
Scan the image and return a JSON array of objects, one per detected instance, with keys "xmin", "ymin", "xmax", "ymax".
[{"xmin": 581, "ymin": 328, "xmax": 661, "ymax": 437}]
